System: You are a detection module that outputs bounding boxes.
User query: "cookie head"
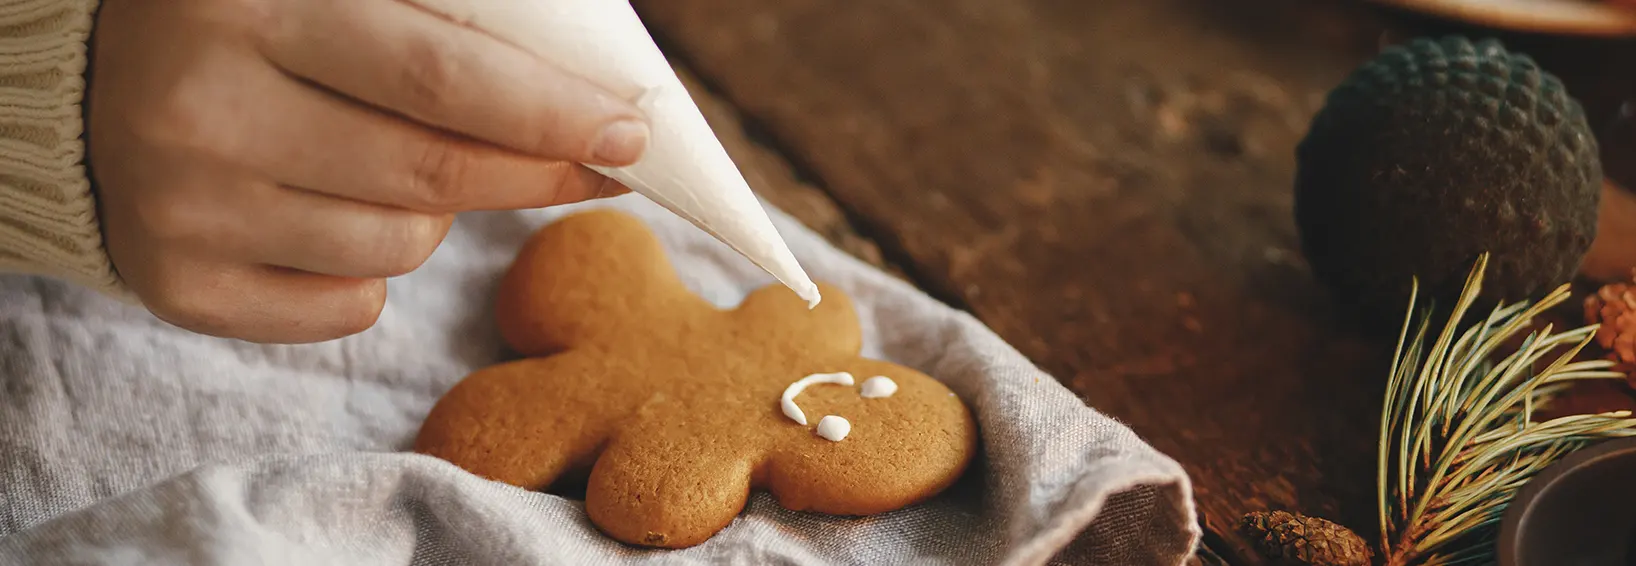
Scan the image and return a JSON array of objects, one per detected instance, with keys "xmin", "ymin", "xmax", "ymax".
[{"xmin": 414, "ymin": 209, "xmax": 978, "ymax": 549}]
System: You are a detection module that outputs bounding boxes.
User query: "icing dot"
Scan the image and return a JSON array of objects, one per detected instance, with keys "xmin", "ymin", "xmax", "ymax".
[
  {"xmin": 780, "ymin": 372, "xmax": 855, "ymax": 425},
  {"xmin": 860, "ymin": 376, "xmax": 898, "ymax": 398},
  {"xmin": 816, "ymin": 415, "xmax": 850, "ymax": 441}
]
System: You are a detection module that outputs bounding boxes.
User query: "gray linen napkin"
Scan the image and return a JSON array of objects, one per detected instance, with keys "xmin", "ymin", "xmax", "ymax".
[{"xmin": 0, "ymin": 196, "xmax": 1200, "ymax": 565}]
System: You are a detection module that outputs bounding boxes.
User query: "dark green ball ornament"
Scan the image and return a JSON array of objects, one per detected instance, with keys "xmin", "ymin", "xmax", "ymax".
[{"xmin": 1294, "ymin": 36, "xmax": 1601, "ymax": 331}]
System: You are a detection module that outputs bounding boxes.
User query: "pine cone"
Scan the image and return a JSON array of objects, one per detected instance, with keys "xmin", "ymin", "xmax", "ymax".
[
  {"xmin": 1584, "ymin": 276, "xmax": 1636, "ymax": 376},
  {"xmin": 1239, "ymin": 510, "xmax": 1371, "ymax": 566}
]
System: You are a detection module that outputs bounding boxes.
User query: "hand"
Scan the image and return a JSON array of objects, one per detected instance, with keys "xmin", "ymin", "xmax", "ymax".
[{"xmin": 86, "ymin": 0, "xmax": 650, "ymax": 343}]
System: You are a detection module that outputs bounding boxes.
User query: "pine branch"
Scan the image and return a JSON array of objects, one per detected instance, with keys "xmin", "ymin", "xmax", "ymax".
[{"xmin": 1377, "ymin": 253, "xmax": 1636, "ymax": 566}]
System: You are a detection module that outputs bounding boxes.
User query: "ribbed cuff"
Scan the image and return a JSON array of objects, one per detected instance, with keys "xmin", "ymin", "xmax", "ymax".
[{"xmin": 0, "ymin": 0, "xmax": 130, "ymax": 301}]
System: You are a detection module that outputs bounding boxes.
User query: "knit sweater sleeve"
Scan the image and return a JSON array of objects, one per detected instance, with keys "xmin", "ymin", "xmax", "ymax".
[{"xmin": 0, "ymin": 0, "xmax": 127, "ymax": 300}]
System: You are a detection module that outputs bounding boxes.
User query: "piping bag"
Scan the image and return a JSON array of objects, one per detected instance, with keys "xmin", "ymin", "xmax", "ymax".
[{"xmin": 405, "ymin": 0, "xmax": 822, "ymax": 308}]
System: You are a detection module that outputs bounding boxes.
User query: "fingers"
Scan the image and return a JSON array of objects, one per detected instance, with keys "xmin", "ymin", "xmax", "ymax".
[
  {"xmin": 98, "ymin": 172, "xmax": 444, "ymax": 343},
  {"xmin": 104, "ymin": 160, "xmax": 459, "ymax": 280},
  {"xmin": 221, "ymin": 183, "xmax": 456, "ymax": 279},
  {"xmin": 229, "ymin": 57, "xmax": 623, "ymax": 212},
  {"xmin": 130, "ymin": 257, "xmax": 388, "ymax": 345},
  {"xmin": 258, "ymin": 0, "xmax": 649, "ymax": 166}
]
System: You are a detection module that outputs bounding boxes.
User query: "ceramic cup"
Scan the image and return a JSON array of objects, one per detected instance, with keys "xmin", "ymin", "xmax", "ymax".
[{"xmin": 1496, "ymin": 436, "xmax": 1636, "ymax": 566}]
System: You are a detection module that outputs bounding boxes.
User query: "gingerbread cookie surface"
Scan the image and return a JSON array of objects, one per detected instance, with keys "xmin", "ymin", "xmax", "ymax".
[{"xmin": 413, "ymin": 209, "xmax": 978, "ymax": 549}]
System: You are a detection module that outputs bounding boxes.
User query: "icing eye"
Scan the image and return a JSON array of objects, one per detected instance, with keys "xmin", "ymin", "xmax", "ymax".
[
  {"xmin": 816, "ymin": 415, "xmax": 851, "ymax": 442},
  {"xmin": 860, "ymin": 376, "xmax": 897, "ymax": 398}
]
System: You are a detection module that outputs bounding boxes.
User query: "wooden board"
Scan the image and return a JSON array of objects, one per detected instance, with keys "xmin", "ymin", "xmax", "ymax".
[
  {"xmin": 639, "ymin": 0, "xmax": 1636, "ymax": 563},
  {"xmin": 636, "ymin": 0, "xmax": 1389, "ymax": 561}
]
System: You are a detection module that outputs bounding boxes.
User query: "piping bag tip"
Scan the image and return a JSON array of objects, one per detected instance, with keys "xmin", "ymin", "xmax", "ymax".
[{"xmin": 796, "ymin": 282, "xmax": 822, "ymax": 310}]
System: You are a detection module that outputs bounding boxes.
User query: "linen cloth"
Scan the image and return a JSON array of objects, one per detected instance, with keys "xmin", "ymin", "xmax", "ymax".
[{"xmin": 0, "ymin": 196, "xmax": 1200, "ymax": 565}]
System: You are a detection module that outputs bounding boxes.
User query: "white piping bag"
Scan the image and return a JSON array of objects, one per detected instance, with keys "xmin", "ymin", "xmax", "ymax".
[{"xmin": 406, "ymin": 0, "xmax": 822, "ymax": 308}]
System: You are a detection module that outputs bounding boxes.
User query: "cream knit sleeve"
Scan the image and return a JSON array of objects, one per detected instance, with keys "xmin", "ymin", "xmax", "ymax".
[{"xmin": 0, "ymin": 0, "xmax": 126, "ymax": 300}]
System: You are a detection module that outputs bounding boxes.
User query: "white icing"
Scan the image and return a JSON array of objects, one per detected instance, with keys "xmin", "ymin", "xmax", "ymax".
[
  {"xmin": 401, "ymin": 0, "xmax": 821, "ymax": 309},
  {"xmin": 781, "ymin": 372, "xmax": 855, "ymax": 426},
  {"xmin": 860, "ymin": 376, "xmax": 898, "ymax": 398},
  {"xmin": 815, "ymin": 415, "xmax": 851, "ymax": 442}
]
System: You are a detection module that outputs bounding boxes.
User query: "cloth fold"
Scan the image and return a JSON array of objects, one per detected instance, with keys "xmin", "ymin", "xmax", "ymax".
[{"xmin": 0, "ymin": 197, "xmax": 1200, "ymax": 565}]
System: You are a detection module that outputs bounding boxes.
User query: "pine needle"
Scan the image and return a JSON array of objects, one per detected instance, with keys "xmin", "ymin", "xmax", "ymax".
[{"xmin": 1376, "ymin": 253, "xmax": 1636, "ymax": 565}]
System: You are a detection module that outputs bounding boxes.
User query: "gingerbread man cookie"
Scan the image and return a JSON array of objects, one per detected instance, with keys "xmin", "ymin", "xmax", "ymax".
[{"xmin": 413, "ymin": 209, "xmax": 979, "ymax": 549}]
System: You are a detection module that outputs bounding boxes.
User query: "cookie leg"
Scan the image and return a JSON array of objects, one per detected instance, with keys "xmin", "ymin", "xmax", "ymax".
[
  {"xmin": 583, "ymin": 420, "xmax": 757, "ymax": 549},
  {"xmin": 414, "ymin": 355, "xmax": 632, "ymax": 491}
]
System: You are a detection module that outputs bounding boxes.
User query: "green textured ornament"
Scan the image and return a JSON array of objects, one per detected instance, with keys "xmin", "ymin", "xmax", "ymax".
[{"xmin": 1294, "ymin": 36, "xmax": 1601, "ymax": 331}]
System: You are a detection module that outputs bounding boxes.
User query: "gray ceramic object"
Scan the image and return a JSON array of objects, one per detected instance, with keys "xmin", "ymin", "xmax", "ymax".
[{"xmin": 1496, "ymin": 436, "xmax": 1636, "ymax": 566}]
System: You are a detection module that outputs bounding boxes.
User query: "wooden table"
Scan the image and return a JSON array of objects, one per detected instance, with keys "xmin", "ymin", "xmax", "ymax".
[{"xmin": 632, "ymin": 1, "xmax": 1636, "ymax": 563}]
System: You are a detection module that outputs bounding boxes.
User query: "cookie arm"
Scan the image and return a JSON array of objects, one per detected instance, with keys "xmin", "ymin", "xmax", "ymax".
[{"xmin": 413, "ymin": 354, "xmax": 635, "ymax": 491}]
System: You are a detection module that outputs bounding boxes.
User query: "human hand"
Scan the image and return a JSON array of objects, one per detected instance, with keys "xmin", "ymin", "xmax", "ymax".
[{"xmin": 86, "ymin": 0, "xmax": 649, "ymax": 343}]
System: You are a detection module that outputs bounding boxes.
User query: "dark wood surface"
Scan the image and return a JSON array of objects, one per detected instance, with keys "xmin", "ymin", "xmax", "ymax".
[{"xmin": 641, "ymin": 1, "xmax": 1636, "ymax": 563}]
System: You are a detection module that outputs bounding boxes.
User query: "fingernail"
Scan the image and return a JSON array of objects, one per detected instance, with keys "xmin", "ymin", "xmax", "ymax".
[{"xmin": 591, "ymin": 119, "xmax": 650, "ymax": 166}]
